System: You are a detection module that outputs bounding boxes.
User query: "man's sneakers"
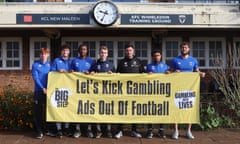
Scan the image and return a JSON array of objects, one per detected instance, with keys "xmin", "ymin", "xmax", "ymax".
[
  {"xmin": 146, "ymin": 129, "xmax": 166, "ymax": 139},
  {"xmin": 56, "ymin": 130, "xmax": 63, "ymax": 139},
  {"xmin": 114, "ymin": 131, "xmax": 123, "ymax": 139},
  {"xmin": 35, "ymin": 131, "xmax": 43, "ymax": 139},
  {"xmin": 87, "ymin": 130, "xmax": 94, "ymax": 138},
  {"xmin": 95, "ymin": 130, "xmax": 103, "ymax": 138},
  {"xmin": 158, "ymin": 129, "xmax": 166, "ymax": 139},
  {"xmin": 172, "ymin": 131, "xmax": 179, "ymax": 139},
  {"xmin": 63, "ymin": 128, "xmax": 72, "ymax": 137},
  {"xmin": 73, "ymin": 130, "xmax": 81, "ymax": 138},
  {"xmin": 146, "ymin": 130, "xmax": 153, "ymax": 139},
  {"xmin": 185, "ymin": 131, "xmax": 195, "ymax": 139},
  {"xmin": 172, "ymin": 131, "xmax": 194, "ymax": 139},
  {"xmin": 107, "ymin": 130, "xmax": 113, "ymax": 138},
  {"xmin": 114, "ymin": 131, "xmax": 141, "ymax": 139},
  {"xmin": 131, "ymin": 131, "xmax": 142, "ymax": 138},
  {"xmin": 45, "ymin": 130, "xmax": 55, "ymax": 137}
]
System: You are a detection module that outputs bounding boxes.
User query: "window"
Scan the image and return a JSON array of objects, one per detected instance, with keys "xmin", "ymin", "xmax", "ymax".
[
  {"xmin": 163, "ymin": 37, "xmax": 226, "ymax": 69},
  {"xmin": 162, "ymin": 38, "xmax": 181, "ymax": 66},
  {"xmin": 29, "ymin": 37, "xmax": 50, "ymax": 69},
  {"xmin": 192, "ymin": 41, "xmax": 205, "ymax": 67},
  {"xmin": 135, "ymin": 41, "xmax": 148, "ymax": 66},
  {"xmin": 65, "ymin": 40, "xmax": 96, "ymax": 58},
  {"xmin": 117, "ymin": 41, "xmax": 131, "ymax": 64},
  {"xmin": 190, "ymin": 38, "xmax": 226, "ymax": 69},
  {"xmin": 0, "ymin": 38, "xmax": 22, "ymax": 70},
  {"xmin": 62, "ymin": 37, "xmax": 151, "ymax": 68},
  {"xmin": 176, "ymin": 0, "xmax": 239, "ymax": 3},
  {"xmin": 233, "ymin": 38, "xmax": 240, "ymax": 68}
]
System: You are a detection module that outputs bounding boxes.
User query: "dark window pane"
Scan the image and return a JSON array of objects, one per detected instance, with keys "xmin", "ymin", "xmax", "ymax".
[
  {"xmin": 142, "ymin": 50, "xmax": 147, "ymax": 57},
  {"xmin": 6, "ymin": 60, "xmax": 13, "ymax": 67},
  {"xmin": 199, "ymin": 60, "xmax": 205, "ymax": 67},
  {"xmin": 41, "ymin": 42, "xmax": 47, "ymax": 48},
  {"xmin": 173, "ymin": 50, "xmax": 178, "ymax": 56},
  {"xmin": 108, "ymin": 48, "xmax": 113, "ymax": 58},
  {"xmin": 34, "ymin": 42, "xmax": 40, "ymax": 49},
  {"xmin": 141, "ymin": 60, "xmax": 148, "ymax": 68},
  {"xmin": 135, "ymin": 50, "xmax": 140, "ymax": 57},
  {"xmin": 7, "ymin": 51, "xmax": 12, "ymax": 58},
  {"xmin": 134, "ymin": 42, "xmax": 140, "ymax": 50},
  {"xmin": 14, "ymin": 60, "xmax": 20, "ymax": 67},
  {"xmin": 35, "ymin": 50, "xmax": 40, "ymax": 58},
  {"xmin": 14, "ymin": 50, "xmax": 19, "ymax": 57},
  {"xmin": 7, "ymin": 42, "xmax": 12, "ymax": 49},
  {"xmin": 13, "ymin": 42, "xmax": 18, "ymax": 49},
  {"xmin": 166, "ymin": 49, "xmax": 172, "ymax": 57},
  {"xmin": 199, "ymin": 50, "xmax": 204, "ymax": 57},
  {"xmin": 166, "ymin": 60, "xmax": 171, "ymax": 66},
  {"xmin": 216, "ymin": 41, "xmax": 222, "ymax": 49},
  {"xmin": 118, "ymin": 41, "xmax": 130, "ymax": 57},
  {"xmin": 66, "ymin": 41, "xmax": 79, "ymax": 57}
]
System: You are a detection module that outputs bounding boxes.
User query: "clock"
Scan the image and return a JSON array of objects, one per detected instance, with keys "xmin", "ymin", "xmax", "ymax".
[{"xmin": 92, "ymin": 1, "xmax": 119, "ymax": 26}]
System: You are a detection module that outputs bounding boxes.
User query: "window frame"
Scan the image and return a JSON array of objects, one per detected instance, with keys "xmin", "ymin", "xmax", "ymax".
[
  {"xmin": 162, "ymin": 37, "xmax": 182, "ymax": 65},
  {"xmin": 0, "ymin": 38, "xmax": 22, "ymax": 70},
  {"xmin": 233, "ymin": 37, "xmax": 240, "ymax": 69},
  {"xmin": 29, "ymin": 37, "xmax": 51, "ymax": 69},
  {"xmin": 61, "ymin": 37, "xmax": 151, "ymax": 68},
  {"xmin": 190, "ymin": 37, "xmax": 226, "ymax": 69}
]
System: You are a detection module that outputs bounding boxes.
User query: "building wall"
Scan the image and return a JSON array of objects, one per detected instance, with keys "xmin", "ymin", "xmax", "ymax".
[
  {"xmin": 0, "ymin": 3, "xmax": 239, "ymax": 28},
  {"xmin": 0, "ymin": 2, "xmax": 239, "ymax": 92}
]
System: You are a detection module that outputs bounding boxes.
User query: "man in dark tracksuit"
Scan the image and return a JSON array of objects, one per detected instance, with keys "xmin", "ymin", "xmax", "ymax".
[
  {"xmin": 31, "ymin": 48, "xmax": 51, "ymax": 139},
  {"xmin": 90, "ymin": 45, "xmax": 115, "ymax": 138},
  {"xmin": 114, "ymin": 44, "xmax": 145, "ymax": 139}
]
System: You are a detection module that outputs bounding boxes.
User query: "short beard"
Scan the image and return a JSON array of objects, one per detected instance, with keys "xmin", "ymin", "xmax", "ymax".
[{"xmin": 181, "ymin": 51, "xmax": 190, "ymax": 56}]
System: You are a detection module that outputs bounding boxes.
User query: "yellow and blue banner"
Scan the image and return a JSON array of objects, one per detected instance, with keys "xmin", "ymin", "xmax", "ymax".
[{"xmin": 47, "ymin": 72, "xmax": 200, "ymax": 123}]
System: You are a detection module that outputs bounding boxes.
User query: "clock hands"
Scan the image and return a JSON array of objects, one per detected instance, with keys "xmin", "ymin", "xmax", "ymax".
[
  {"xmin": 99, "ymin": 10, "xmax": 108, "ymax": 15},
  {"xmin": 99, "ymin": 10, "xmax": 109, "ymax": 22}
]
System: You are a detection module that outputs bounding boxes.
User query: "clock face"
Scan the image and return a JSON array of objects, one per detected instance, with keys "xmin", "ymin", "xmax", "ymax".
[{"xmin": 93, "ymin": 1, "xmax": 119, "ymax": 26}]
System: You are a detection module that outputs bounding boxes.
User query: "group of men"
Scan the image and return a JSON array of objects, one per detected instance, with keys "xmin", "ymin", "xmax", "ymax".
[{"xmin": 32, "ymin": 42, "xmax": 205, "ymax": 140}]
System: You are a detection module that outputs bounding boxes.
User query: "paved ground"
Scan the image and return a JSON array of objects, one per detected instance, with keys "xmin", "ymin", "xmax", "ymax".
[{"xmin": 0, "ymin": 129, "xmax": 240, "ymax": 144}]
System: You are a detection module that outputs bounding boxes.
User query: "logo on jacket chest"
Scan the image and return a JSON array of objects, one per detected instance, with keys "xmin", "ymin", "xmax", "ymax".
[
  {"xmin": 124, "ymin": 61, "xmax": 138, "ymax": 67},
  {"xmin": 97, "ymin": 64, "xmax": 109, "ymax": 70}
]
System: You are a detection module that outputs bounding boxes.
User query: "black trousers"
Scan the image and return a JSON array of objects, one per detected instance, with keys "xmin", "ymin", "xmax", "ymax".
[{"xmin": 33, "ymin": 90, "xmax": 47, "ymax": 133}]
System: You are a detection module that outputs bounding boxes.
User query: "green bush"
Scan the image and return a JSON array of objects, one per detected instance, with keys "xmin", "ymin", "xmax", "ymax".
[
  {"xmin": 0, "ymin": 86, "xmax": 34, "ymax": 130},
  {"xmin": 199, "ymin": 103, "xmax": 235, "ymax": 130}
]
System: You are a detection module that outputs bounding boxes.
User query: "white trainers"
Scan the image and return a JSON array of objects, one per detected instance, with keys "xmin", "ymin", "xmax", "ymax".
[
  {"xmin": 131, "ymin": 131, "xmax": 142, "ymax": 138},
  {"xmin": 114, "ymin": 131, "xmax": 123, "ymax": 139},
  {"xmin": 73, "ymin": 130, "xmax": 81, "ymax": 138},
  {"xmin": 186, "ymin": 131, "xmax": 195, "ymax": 139},
  {"xmin": 146, "ymin": 130, "xmax": 153, "ymax": 139},
  {"xmin": 172, "ymin": 131, "xmax": 179, "ymax": 139}
]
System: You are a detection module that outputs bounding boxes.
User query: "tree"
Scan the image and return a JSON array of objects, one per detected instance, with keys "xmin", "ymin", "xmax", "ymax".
[{"xmin": 210, "ymin": 42, "xmax": 240, "ymax": 117}]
